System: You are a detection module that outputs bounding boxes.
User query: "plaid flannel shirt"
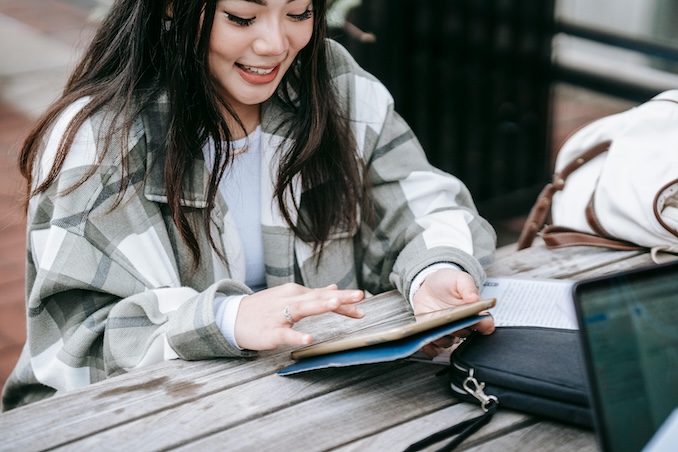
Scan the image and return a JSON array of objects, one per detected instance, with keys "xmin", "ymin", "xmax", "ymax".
[{"xmin": 2, "ymin": 40, "xmax": 496, "ymax": 411}]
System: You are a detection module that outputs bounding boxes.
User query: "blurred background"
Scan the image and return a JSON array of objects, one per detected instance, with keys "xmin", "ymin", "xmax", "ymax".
[{"xmin": 2, "ymin": 0, "xmax": 678, "ymax": 396}]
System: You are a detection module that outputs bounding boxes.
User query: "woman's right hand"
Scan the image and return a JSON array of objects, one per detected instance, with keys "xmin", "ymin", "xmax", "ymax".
[{"xmin": 233, "ymin": 283, "xmax": 365, "ymax": 350}]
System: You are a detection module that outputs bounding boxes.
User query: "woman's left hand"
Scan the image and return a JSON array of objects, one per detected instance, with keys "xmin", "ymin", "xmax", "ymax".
[
  {"xmin": 234, "ymin": 283, "xmax": 365, "ymax": 351},
  {"xmin": 412, "ymin": 268, "xmax": 495, "ymax": 356}
]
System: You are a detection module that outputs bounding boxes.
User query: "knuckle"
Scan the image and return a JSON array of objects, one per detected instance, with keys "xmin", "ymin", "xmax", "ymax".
[{"xmin": 281, "ymin": 282, "xmax": 301, "ymax": 294}]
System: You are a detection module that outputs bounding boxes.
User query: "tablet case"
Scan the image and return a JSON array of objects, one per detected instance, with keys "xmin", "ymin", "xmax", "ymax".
[
  {"xmin": 448, "ymin": 326, "xmax": 593, "ymax": 428},
  {"xmin": 277, "ymin": 314, "xmax": 488, "ymax": 376}
]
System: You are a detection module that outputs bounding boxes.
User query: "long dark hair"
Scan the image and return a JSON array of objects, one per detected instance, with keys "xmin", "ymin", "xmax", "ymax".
[{"xmin": 18, "ymin": 0, "xmax": 370, "ymax": 265}]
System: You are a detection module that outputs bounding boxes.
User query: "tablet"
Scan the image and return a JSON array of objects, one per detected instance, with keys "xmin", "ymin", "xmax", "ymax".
[{"xmin": 290, "ymin": 298, "xmax": 496, "ymax": 360}]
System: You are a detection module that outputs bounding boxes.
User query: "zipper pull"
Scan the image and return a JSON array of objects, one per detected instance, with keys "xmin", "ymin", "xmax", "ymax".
[{"xmin": 463, "ymin": 369, "xmax": 498, "ymax": 412}]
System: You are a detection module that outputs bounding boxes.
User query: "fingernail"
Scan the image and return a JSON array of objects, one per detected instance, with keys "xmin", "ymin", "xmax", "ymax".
[
  {"xmin": 352, "ymin": 291, "xmax": 363, "ymax": 301},
  {"xmin": 327, "ymin": 298, "xmax": 339, "ymax": 309},
  {"xmin": 356, "ymin": 308, "xmax": 365, "ymax": 317}
]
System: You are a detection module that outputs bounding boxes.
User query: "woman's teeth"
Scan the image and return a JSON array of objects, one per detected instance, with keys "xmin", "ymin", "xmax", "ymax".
[{"xmin": 240, "ymin": 65, "xmax": 274, "ymax": 75}]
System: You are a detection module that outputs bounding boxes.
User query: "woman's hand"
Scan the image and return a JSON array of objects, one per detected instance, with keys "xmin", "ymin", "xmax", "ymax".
[
  {"xmin": 234, "ymin": 283, "xmax": 365, "ymax": 350},
  {"xmin": 413, "ymin": 268, "xmax": 495, "ymax": 356}
]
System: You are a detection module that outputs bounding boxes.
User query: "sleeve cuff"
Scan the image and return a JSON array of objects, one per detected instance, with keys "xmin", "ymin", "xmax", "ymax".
[{"xmin": 214, "ymin": 293, "xmax": 247, "ymax": 350}]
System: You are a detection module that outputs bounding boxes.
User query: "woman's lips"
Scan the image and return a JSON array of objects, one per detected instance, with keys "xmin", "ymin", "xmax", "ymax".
[{"xmin": 236, "ymin": 63, "xmax": 280, "ymax": 84}]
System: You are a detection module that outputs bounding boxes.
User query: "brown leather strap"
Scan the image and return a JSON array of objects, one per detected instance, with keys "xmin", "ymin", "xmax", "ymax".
[
  {"xmin": 541, "ymin": 225, "xmax": 643, "ymax": 251},
  {"xmin": 516, "ymin": 183, "xmax": 556, "ymax": 249},
  {"xmin": 517, "ymin": 140, "xmax": 612, "ymax": 250},
  {"xmin": 655, "ymin": 179, "xmax": 678, "ymax": 238},
  {"xmin": 585, "ymin": 195, "xmax": 613, "ymax": 238}
]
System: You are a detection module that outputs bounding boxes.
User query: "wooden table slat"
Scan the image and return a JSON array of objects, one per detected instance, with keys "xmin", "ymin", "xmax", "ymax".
[
  {"xmin": 333, "ymin": 403, "xmax": 536, "ymax": 452},
  {"xmin": 171, "ymin": 363, "xmax": 458, "ymax": 452},
  {"xmin": 464, "ymin": 419, "xmax": 597, "ymax": 452},
  {"xmin": 485, "ymin": 244, "xmax": 643, "ymax": 280},
  {"xmin": 52, "ymin": 363, "xmax": 441, "ymax": 451}
]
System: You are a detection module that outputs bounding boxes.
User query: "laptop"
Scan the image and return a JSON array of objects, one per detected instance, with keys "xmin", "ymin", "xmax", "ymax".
[{"xmin": 573, "ymin": 260, "xmax": 678, "ymax": 452}]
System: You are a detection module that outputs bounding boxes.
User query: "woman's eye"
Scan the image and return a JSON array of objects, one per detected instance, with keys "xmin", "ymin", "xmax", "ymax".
[
  {"xmin": 226, "ymin": 13, "xmax": 255, "ymax": 27},
  {"xmin": 288, "ymin": 8, "xmax": 313, "ymax": 22}
]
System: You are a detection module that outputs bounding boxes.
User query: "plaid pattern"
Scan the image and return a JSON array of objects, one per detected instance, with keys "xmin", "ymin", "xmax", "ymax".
[{"xmin": 2, "ymin": 40, "xmax": 496, "ymax": 411}]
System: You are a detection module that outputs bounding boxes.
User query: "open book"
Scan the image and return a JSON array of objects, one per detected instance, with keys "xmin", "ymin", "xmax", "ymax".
[{"xmin": 481, "ymin": 276, "xmax": 577, "ymax": 329}]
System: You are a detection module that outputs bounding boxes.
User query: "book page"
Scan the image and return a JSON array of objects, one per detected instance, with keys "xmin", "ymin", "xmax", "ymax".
[
  {"xmin": 409, "ymin": 276, "xmax": 578, "ymax": 365},
  {"xmin": 481, "ymin": 277, "xmax": 578, "ymax": 329}
]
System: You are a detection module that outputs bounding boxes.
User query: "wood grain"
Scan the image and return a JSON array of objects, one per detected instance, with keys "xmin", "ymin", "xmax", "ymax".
[{"xmin": 0, "ymin": 243, "xmax": 653, "ymax": 451}]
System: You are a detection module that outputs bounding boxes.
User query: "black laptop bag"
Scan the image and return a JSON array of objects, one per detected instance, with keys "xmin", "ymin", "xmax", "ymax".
[
  {"xmin": 448, "ymin": 326, "xmax": 593, "ymax": 427},
  {"xmin": 406, "ymin": 326, "xmax": 593, "ymax": 452}
]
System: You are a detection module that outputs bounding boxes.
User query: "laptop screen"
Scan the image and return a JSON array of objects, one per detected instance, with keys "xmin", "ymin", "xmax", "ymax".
[{"xmin": 573, "ymin": 261, "xmax": 678, "ymax": 452}]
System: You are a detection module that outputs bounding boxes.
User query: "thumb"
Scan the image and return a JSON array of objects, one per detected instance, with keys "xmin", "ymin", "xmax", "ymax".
[{"xmin": 458, "ymin": 278, "xmax": 481, "ymax": 302}]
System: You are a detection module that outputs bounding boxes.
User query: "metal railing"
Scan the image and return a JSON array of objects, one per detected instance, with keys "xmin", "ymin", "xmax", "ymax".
[{"xmin": 553, "ymin": 20, "xmax": 678, "ymax": 103}]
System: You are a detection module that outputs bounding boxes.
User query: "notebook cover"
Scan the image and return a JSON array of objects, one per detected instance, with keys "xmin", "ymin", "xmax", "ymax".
[{"xmin": 277, "ymin": 314, "xmax": 487, "ymax": 376}]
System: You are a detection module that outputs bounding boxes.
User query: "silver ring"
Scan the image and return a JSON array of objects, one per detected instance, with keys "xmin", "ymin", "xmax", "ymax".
[{"xmin": 283, "ymin": 304, "xmax": 295, "ymax": 324}]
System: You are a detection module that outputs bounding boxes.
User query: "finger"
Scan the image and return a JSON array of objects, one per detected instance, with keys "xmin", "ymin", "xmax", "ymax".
[
  {"xmin": 331, "ymin": 303, "xmax": 365, "ymax": 319},
  {"xmin": 303, "ymin": 287, "xmax": 363, "ymax": 304},
  {"xmin": 456, "ymin": 274, "xmax": 481, "ymax": 302},
  {"xmin": 421, "ymin": 343, "xmax": 440, "ymax": 358},
  {"xmin": 452, "ymin": 317, "xmax": 495, "ymax": 339},
  {"xmin": 454, "ymin": 327, "xmax": 473, "ymax": 338},
  {"xmin": 276, "ymin": 327, "xmax": 313, "ymax": 347},
  {"xmin": 474, "ymin": 316, "xmax": 496, "ymax": 335},
  {"xmin": 292, "ymin": 290, "xmax": 365, "ymax": 320},
  {"xmin": 461, "ymin": 288, "xmax": 480, "ymax": 303},
  {"xmin": 431, "ymin": 335, "xmax": 456, "ymax": 349},
  {"xmin": 282, "ymin": 297, "xmax": 337, "ymax": 324},
  {"xmin": 282, "ymin": 304, "xmax": 296, "ymax": 324}
]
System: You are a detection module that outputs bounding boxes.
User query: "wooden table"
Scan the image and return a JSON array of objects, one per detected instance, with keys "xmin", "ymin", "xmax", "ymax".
[{"xmin": 0, "ymin": 241, "xmax": 662, "ymax": 451}]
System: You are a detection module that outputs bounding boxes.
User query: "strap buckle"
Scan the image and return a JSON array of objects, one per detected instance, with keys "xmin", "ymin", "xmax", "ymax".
[{"xmin": 462, "ymin": 369, "xmax": 498, "ymax": 412}]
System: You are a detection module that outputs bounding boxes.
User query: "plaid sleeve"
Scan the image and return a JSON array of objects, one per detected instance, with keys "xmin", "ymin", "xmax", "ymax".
[
  {"xmin": 367, "ymin": 104, "xmax": 497, "ymax": 297},
  {"xmin": 21, "ymin": 109, "xmax": 254, "ymax": 397},
  {"xmin": 327, "ymin": 41, "xmax": 496, "ymax": 297}
]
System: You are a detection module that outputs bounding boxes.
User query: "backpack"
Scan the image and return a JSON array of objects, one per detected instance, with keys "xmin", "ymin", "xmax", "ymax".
[{"xmin": 517, "ymin": 90, "xmax": 678, "ymax": 262}]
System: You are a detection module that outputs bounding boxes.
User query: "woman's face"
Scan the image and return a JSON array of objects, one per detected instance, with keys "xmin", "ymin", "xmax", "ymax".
[{"xmin": 209, "ymin": 0, "xmax": 314, "ymax": 118}]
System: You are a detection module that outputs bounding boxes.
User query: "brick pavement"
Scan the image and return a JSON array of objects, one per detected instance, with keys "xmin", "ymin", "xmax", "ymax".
[
  {"xmin": 0, "ymin": 0, "xmax": 100, "ymax": 399},
  {"xmin": 0, "ymin": 103, "xmax": 30, "ymax": 395}
]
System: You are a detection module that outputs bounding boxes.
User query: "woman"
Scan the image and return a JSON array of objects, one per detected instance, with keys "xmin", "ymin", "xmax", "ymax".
[{"xmin": 2, "ymin": 0, "xmax": 496, "ymax": 411}]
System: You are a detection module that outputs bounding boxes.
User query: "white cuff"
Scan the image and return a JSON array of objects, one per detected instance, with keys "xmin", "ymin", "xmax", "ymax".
[
  {"xmin": 408, "ymin": 263, "xmax": 463, "ymax": 307},
  {"xmin": 214, "ymin": 293, "xmax": 246, "ymax": 350}
]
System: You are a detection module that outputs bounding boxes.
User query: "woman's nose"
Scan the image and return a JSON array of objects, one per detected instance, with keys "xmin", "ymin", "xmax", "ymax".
[{"xmin": 252, "ymin": 21, "xmax": 286, "ymax": 56}]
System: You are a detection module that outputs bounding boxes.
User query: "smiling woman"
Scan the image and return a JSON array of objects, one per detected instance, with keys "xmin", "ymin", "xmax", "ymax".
[
  {"xmin": 2, "ymin": 0, "xmax": 496, "ymax": 411},
  {"xmin": 208, "ymin": 0, "xmax": 315, "ymax": 133}
]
